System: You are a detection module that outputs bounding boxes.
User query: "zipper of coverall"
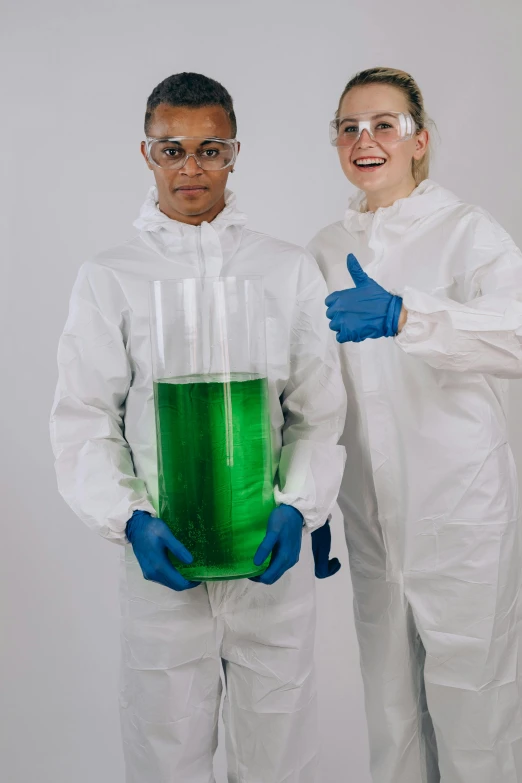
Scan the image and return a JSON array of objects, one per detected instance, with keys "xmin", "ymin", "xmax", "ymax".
[{"xmin": 196, "ymin": 225, "xmax": 204, "ymax": 277}]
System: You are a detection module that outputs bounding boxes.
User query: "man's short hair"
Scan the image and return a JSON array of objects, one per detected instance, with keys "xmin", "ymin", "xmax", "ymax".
[{"xmin": 145, "ymin": 72, "xmax": 237, "ymax": 137}]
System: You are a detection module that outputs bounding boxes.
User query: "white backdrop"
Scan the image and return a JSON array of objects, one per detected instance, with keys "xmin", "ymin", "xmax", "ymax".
[{"xmin": 2, "ymin": 1, "xmax": 522, "ymax": 781}]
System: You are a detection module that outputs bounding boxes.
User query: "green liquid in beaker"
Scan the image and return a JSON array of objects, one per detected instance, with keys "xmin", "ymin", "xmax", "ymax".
[{"xmin": 154, "ymin": 373, "xmax": 275, "ymax": 581}]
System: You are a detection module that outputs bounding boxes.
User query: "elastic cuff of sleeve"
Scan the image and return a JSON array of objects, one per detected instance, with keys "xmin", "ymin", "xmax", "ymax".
[
  {"xmin": 99, "ymin": 527, "xmax": 129, "ymax": 545},
  {"xmin": 298, "ymin": 510, "xmax": 328, "ymax": 532},
  {"xmin": 121, "ymin": 503, "xmax": 157, "ymax": 544},
  {"xmin": 386, "ymin": 295, "xmax": 403, "ymax": 337}
]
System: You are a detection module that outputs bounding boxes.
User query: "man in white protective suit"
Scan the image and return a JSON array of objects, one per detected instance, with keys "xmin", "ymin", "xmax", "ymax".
[{"xmin": 50, "ymin": 72, "xmax": 346, "ymax": 783}]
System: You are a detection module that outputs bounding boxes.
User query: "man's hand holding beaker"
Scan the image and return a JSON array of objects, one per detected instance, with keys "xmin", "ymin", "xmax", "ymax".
[
  {"xmin": 126, "ymin": 510, "xmax": 201, "ymax": 592},
  {"xmin": 251, "ymin": 505, "xmax": 304, "ymax": 585}
]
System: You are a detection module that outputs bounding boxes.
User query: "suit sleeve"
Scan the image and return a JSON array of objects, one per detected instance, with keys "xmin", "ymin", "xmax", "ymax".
[
  {"xmin": 274, "ymin": 254, "xmax": 347, "ymax": 530},
  {"xmin": 50, "ymin": 264, "xmax": 155, "ymax": 543},
  {"xmin": 395, "ymin": 212, "xmax": 522, "ymax": 378}
]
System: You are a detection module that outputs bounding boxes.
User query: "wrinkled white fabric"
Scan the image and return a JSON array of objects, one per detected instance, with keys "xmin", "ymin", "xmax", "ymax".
[
  {"xmin": 120, "ymin": 536, "xmax": 318, "ymax": 783},
  {"xmin": 308, "ymin": 179, "xmax": 522, "ymax": 783},
  {"xmin": 51, "ymin": 187, "xmax": 346, "ymax": 782},
  {"xmin": 51, "ymin": 187, "xmax": 346, "ymax": 542}
]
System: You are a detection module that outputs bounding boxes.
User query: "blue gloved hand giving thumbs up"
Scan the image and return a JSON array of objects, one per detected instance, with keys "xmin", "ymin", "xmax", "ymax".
[{"xmin": 325, "ymin": 254, "xmax": 404, "ymax": 343}]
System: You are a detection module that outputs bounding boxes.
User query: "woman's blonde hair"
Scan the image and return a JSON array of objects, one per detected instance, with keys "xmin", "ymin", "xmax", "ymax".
[{"xmin": 337, "ymin": 67, "xmax": 430, "ymax": 185}]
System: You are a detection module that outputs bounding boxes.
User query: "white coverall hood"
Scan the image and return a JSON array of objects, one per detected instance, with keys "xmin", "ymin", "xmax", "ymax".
[
  {"xmin": 133, "ymin": 185, "xmax": 246, "ymax": 232},
  {"xmin": 133, "ymin": 186, "xmax": 248, "ymax": 279},
  {"xmin": 308, "ymin": 179, "xmax": 522, "ymax": 783}
]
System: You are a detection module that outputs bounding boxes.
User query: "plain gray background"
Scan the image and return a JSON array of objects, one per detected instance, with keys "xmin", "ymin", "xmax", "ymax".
[{"xmin": 2, "ymin": 0, "xmax": 522, "ymax": 781}]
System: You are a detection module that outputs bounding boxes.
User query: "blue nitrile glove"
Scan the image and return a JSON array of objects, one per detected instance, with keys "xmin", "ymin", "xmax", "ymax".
[
  {"xmin": 126, "ymin": 510, "xmax": 201, "ymax": 592},
  {"xmin": 325, "ymin": 253, "xmax": 403, "ymax": 343},
  {"xmin": 311, "ymin": 520, "xmax": 341, "ymax": 579},
  {"xmin": 250, "ymin": 504, "xmax": 304, "ymax": 585}
]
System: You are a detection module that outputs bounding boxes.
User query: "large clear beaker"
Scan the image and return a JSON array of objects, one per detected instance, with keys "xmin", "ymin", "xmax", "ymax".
[{"xmin": 149, "ymin": 277, "xmax": 275, "ymax": 581}]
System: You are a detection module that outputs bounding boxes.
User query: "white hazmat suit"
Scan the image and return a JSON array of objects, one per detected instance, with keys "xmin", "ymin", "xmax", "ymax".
[
  {"xmin": 308, "ymin": 179, "xmax": 522, "ymax": 783},
  {"xmin": 51, "ymin": 188, "xmax": 346, "ymax": 783}
]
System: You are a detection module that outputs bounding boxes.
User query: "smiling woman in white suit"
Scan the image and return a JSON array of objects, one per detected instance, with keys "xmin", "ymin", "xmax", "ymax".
[{"xmin": 308, "ymin": 67, "xmax": 522, "ymax": 783}]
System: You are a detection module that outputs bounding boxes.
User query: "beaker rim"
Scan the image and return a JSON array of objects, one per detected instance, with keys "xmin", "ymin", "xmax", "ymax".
[{"xmin": 150, "ymin": 275, "xmax": 264, "ymax": 284}]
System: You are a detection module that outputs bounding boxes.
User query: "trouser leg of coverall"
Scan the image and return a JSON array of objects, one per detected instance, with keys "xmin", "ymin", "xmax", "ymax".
[
  {"xmin": 407, "ymin": 516, "xmax": 522, "ymax": 783},
  {"xmin": 352, "ymin": 515, "xmax": 522, "ymax": 783},
  {"xmin": 351, "ymin": 573, "xmax": 439, "ymax": 783},
  {"xmin": 222, "ymin": 535, "xmax": 318, "ymax": 783},
  {"xmin": 119, "ymin": 547, "xmax": 222, "ymax": 783},
  {"xmin": 341, "ymin": 467, "xmax": 439, "ymax": 783}
]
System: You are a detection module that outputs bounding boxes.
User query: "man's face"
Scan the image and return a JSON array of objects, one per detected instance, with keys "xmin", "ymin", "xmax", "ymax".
[{"xmin": 141, "ymin": 104, "xmax": 238, "ymax": 225}]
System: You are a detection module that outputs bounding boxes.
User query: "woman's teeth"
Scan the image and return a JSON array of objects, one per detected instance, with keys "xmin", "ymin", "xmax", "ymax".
[{"xmin": 355, "ymin": 158, "xmax": 386, "ymax": 168}]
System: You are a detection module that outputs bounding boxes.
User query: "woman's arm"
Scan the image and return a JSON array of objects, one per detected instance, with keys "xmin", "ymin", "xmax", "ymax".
[{"xmin": 396, "ymin": 212, "xmax": 522, "ymax": 378}]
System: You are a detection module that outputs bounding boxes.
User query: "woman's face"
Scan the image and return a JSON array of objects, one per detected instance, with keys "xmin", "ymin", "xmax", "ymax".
[{"xmin": 336, "ymin": 83, "xmax": 428, "ymax": 200}]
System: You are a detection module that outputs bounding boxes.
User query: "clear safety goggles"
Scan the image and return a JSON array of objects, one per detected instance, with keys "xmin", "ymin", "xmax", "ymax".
[
  {"xmin": 329, "ymin": 111, "xmax": 416, "ymax": 148},
  {"xmin": 145, "ymin": 136, "xmax": 239, "ymax": 170}
]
